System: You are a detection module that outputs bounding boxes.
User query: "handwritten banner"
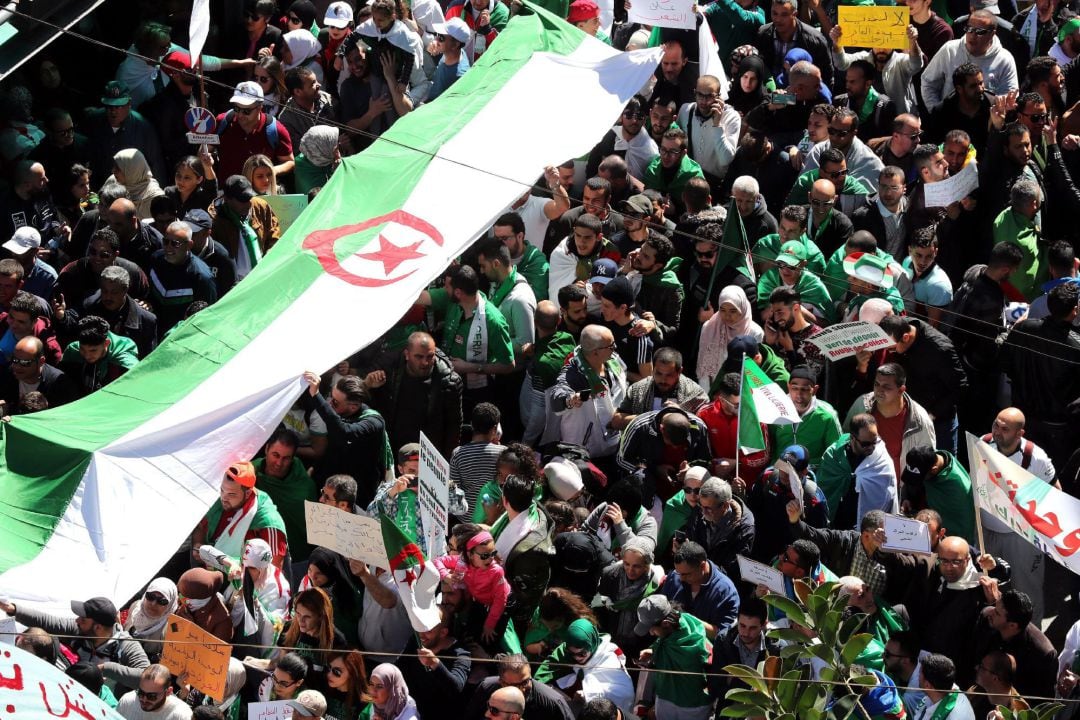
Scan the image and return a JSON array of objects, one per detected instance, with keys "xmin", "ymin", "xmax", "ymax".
[
  {"xmin": 418, "ymin": 432, "xmax": 450, "ymax": 559},
  {"xmin": 0, "ymin": 643, "xmax": 126, "ymax": 719},
  {"xmin": 923, "ymin": 160, "xmax": 979, "ymax": 208},
  {"xmin": 803, "ymin": 321, "xmax": 895, "ymax": 361},
  {"xmin": 249, "ymin": 700, "xmax": 295, "ymax": 719},
  {"xmin": 737, "ymin": 555, "xmax": 786, "ymax": 595},
  {"xmin": 882, "ymin": 514, "xmax": 932, "ymax": 555},
  {"xmin": 159, "ymin": 614, "xmax": 230, "ymax": 701},
  {"xmin": 304, "ymin": 501, "xmax": 388, "ymax": 569},
  {"xmin": 837, "ymin": 6, "xmax": 910, "ymax": 50},
  {"xmin": 967, "ymin": 433, "xmax": 1080, "ymax": 575},
  {"xmin": 628, "ymin": 0, "xmax": 696, "ymax": 30}
]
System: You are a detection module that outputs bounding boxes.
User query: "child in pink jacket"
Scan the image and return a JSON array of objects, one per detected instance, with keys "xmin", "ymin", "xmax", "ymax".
[{"xmin": 435, "ymin": 530, "xmax": 511, "ymax": 643}]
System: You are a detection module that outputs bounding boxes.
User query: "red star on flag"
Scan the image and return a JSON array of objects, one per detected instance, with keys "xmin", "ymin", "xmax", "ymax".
[{"xmin": 357, "ymin": 232, "xmax": 425, "ymax": 276}]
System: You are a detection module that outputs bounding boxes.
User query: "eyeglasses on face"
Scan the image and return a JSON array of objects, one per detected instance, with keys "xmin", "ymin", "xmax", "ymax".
[
  {"xmin": 471, "ymin": 549, "xmax": 497, "ymax": 560},
  {"xmin": 683, "ymin": 486, "xmax": 702, "ymax": 495},
  {"xmin": 1020, "ymin": 111, "xmax": 1049, "ymax": 123},
  {"xmin": 144, "ymin": 592, "xmax": 169, "ymax": 606},
  {"xmin": 329, "ymin": 666, "xmax": 345, "ymax": 677},
  {"xmin": 164, "ymin": 238, "xmax": 187, "ymax": 248},
  {"xmin": 136, "ymin": 688, "xmax": 163, "ymax": 700},
  {"xmin": 232, "ymin": 105, "xmax": 258, "ymax": 115},
  {"xmin": 659, "ymin": 147, "xmax": 684, "ymax": 157},
  {"xmin": 965, "ymin": 26, "xmax": 993, "ymax": 35},
  {"xmin": 810, "ymin": 198, "xmax": 834, "ymax": 207},
  {"xmin": 592, "ymin": 342, "xmax": 617, "ymax": 353},
  {"xmin": 827, "ymin": 127, "xmax": 852, "ymax": 137},
  {"xmin": 273, "ymin": 675, "xmax": 299, "ymax": 687},
  {"xmin": 10, "ymin": 357, "xmax": 35, "ymax": 367},
  {"xmin": 938, "ymin": 556, "xmax": 967, "ymax": 567},
  {"xmin": 288, "ymin": 14, "xmax": 302, "ymax": 21},
  {"xmin": 623, "ymin": 110, "xmax": 646, "ymax": 120},
  {"xmin": 695, "ymin": 248, "xmax": 717, "ymax": 258},
  {"xmin": 823, "ymin": 168, "xmax": 847, "ymax": 179},
  {"xmin": 694, "ymin": 90, "xmax": 717, "ymax": 100}
]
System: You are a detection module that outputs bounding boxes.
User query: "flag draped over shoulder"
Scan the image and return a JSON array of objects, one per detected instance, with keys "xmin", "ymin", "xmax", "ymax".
[
  {"xmin": 0, "ymin": 6, "xmax": 663, "ymax": 614},
  {"xmin": 738, "ymin": 356, "xmax": 800, "ymax": 455}
]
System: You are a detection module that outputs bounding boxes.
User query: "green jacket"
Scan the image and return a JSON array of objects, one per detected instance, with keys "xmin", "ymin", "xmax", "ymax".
[
  {"xmin": 62, "ymin": 331, "xmax": 140, "ymax": 387},
  {"xmin": 752, "ymin": 233, "xmax": 827, "ymax": 276},
  {"xmin": 992, "ymin": 208, "xmax": 1045, "ymax": 301},
  {"xmin": 642, "ymin": 154, "xmax": 705, "ymax": 201},
  {"xmin": 703, "ymin": 0, "xmax": 765, "ymax": 63},
  {"xmin": 757, "ymin": 342, "xmax": 790, "ymax": 391},
  {"xmin": 657, "ymin": 490, "xmax": 693, "ymax": 553},
  {"xmin": 786, "ymin": 171, "xmax": 871, "ymax": 207},
  {"xmin": 771, "ymin": 398, "xmax": 842, "ymax": 469},
  {"xmin": 922, "ymin": 451, "xmax": 976, "ymax": 544},
  {"xmin": 651, "ymin": 613, "xmax": 711, "ymax": 708},
  {"xmin": 428, "ymin": 288, "xmax": 515, "ymax": 365},
  {"xmin": 531, "ymin": 329, "xmax": 576, "ymax": 390},
  {"xmin": 516, "ymin": 243, "xmax": 550, "ymax": 302},
  {"xmin": 757, "ymin": 267, "xmax": 836, "ymax": 323},
  {"xmin": 254, "ymin": 457, "xmax": 317, "ymax": 560},
  {"xmin": 844, "ymin": 285, "xmax": 905, "ymax": 318}
]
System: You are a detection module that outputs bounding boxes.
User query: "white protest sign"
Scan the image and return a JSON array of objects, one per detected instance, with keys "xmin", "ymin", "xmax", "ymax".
[
  {"xmin": 774, "ymin": 459, "xmax": 803, "ymax": 515},
  {"xmin": 737, "ymin": 554, "xmax": 786, "ymax": 595},
  {"xmin": 804, "ymin": 321, "xmax": 895, "ymax": 361},
  {"xmin": 418, "ymin": 432, "xmax": 450, "ymax": 559},
  {"xmin": 628, "ymin": 0, "xmax": 696, "ymax": 30},
  {"xmin": 881, "ymin": 514, "xmax": 932, "ymax": 555},
  {"xmin": 0, "ymin": 642, "xmax": 125, "ymax": 718},
  {"xmin": 249, "ymin": 700, "xmax": 294, "ymax": 719},
  {"xmin": 189, "ymin": 0, "xmax": 211, "ymax": 63},
  {"xmin": 922, "ymin": 161, "xmax": 978, "ymax": 208},
  {"xmin": 186, "ymin": 132, "xmax": 220, "ymax": 145},
  {"xmin": 304, "ymin": 501, "xmax": 388, "ymax": 569}
]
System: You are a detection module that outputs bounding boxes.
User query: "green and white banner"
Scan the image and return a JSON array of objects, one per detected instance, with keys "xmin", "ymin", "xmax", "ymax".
[{"xmin": 0, "ymin": 9, "xmax": 661, "ymax": 611}]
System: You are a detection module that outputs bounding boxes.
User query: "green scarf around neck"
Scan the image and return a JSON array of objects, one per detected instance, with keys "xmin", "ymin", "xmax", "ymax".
[
  {"xmin": 218, "ymin": 199, "xmax": 262, "ymax": 268},
  {"xmin": 572, "ymin": 346, "xmax": 620, "ymax": 396}
]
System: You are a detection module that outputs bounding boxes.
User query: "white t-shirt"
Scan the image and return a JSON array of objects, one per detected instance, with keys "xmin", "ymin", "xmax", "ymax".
[
  {"xmin": 515, "ymin": 194, "xmax": 552, "ymax": 251},
  {"xmin": 115, "ymin": 693, "xmax": 193, "ymax": 720}
]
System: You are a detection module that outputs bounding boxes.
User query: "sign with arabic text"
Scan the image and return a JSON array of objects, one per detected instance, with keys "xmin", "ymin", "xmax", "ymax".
[
  {"xmin": 418, "ymin": 431, "xmax": 450, "ymax": 559},
  {"xmin": 0, "ymin": 642, "xmax": 125, "ymax": 719},
  {"xmin": 159, "ymin": 614, "xmax": 230, "ymax": 701},
  {"xmin": 837, "ymin": 6, "xmax": 910, "ymax": 50}
]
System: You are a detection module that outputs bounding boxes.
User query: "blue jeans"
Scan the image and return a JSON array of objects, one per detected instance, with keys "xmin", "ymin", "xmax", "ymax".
[{"xmin": 934, "ymin": 412, "xmax": 958, "ymax": 455}]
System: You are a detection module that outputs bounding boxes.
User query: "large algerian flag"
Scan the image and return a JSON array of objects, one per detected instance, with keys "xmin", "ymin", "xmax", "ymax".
[
  {"xmin": 738, "ymin": 356, "xmax": 800, "ymax": 455},
  {"xmin": 380, "ymin": 513, "xmax": 441, "ymax": 631},
  {"xmin": 0, "ymin": 8, "xmax": 661, "ymax": 613}
]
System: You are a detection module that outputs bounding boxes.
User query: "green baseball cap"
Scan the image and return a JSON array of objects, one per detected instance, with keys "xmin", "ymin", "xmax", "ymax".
[
  {"xmin": 843, "ymin": 251, "xmax": 895, "ymax": 289},
  {"xmin": 776, "ymin": 240, "xmax": 808, "ymax": 268}
]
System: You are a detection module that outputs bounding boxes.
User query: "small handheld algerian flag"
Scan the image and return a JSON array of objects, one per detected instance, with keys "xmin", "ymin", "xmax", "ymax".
[
  {"xmin": 380, "ymin": 513, "xmax": 442, "ymax": 632},
  {"xmin": 738, "ymin": 356, "xmax": 800, "ymax": 455}
]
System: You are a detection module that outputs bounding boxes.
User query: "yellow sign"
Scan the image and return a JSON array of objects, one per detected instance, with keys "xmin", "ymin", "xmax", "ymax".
[
  {"xmin": 838, "ymin": 6, "xmax": 911, "ymax": 50},
  {"xmin": 160, "ymin": 614, "xmax": 231, "ymax": 701}
]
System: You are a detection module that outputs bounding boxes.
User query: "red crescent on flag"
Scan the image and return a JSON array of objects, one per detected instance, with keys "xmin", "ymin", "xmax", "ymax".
[{"xmin": 302, "ymin": 210, "xmax": 443, "ymax": 287}]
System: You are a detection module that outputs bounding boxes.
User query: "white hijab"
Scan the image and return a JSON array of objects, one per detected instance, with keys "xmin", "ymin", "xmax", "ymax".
[{"xmin": 126, "ymin": 577, "xmax": 178, "ymax": 637}]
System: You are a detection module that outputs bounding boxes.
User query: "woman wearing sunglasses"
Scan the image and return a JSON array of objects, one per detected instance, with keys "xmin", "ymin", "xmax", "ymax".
[
  {"xmin": 533, "ymin": 618, "xmax": 636, "ymax": 718},
  {"xmin": 121, "ymin": 578, "xmax": 177, "ymax": 663},
  {"xmin": 324, "ymin": 650, "xmax": 369, "ymax": 720}
]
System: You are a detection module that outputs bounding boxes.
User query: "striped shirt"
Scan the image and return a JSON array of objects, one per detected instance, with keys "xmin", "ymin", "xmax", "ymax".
[{"xmin": 449, "ymin": 441, "xmax": 506, "ymax": 521}]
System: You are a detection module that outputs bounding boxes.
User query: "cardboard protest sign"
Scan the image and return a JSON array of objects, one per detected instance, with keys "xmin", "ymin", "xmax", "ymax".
[
  {"xmin": 837, "ymin": 6, "xmax": 910, "ymax": 49},
  {"xmin": 305, "ymin": 501, "xmax": 388, "ymax": 569},
  {"xmin": 160, "ymin": 614, "xmax": 230, "ymax": 700}
]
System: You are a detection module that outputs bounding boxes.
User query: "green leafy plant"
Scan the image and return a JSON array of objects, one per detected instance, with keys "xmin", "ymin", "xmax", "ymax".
[{"xmin": 719, "ymin": 581, "xmax": 1062, "ymax": 720}]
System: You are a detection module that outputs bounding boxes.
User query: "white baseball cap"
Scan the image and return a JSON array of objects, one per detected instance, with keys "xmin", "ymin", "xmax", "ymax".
[
  {"xmin": 3, "ymin": 227, "xmax": 40, "ymax": 255},
  {"xmin": 432, "ymin": 17, "xmax": 471, "ymax": 44},
  {"xmin": 324, "ymin": 1, "xmax": 354, "ymax": 27},
  {"xmin": 229, "ymin": 80, "xmax": 264, "ymax": 107}
]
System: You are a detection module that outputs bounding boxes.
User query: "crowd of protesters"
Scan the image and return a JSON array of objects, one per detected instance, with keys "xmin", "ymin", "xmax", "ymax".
[{"xmin": 2, "ymin": 0, "xmax": 1080, "ymax": 717}]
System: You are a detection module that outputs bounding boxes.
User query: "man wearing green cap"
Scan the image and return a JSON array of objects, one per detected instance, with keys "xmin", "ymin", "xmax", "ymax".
[
  {"xmin": 84, "ymin": 80, "xmax": 166, "ymax": 191},
  {"xmin": 757, "ymin": 241, "xmax": 835, "ymax": 324}
]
